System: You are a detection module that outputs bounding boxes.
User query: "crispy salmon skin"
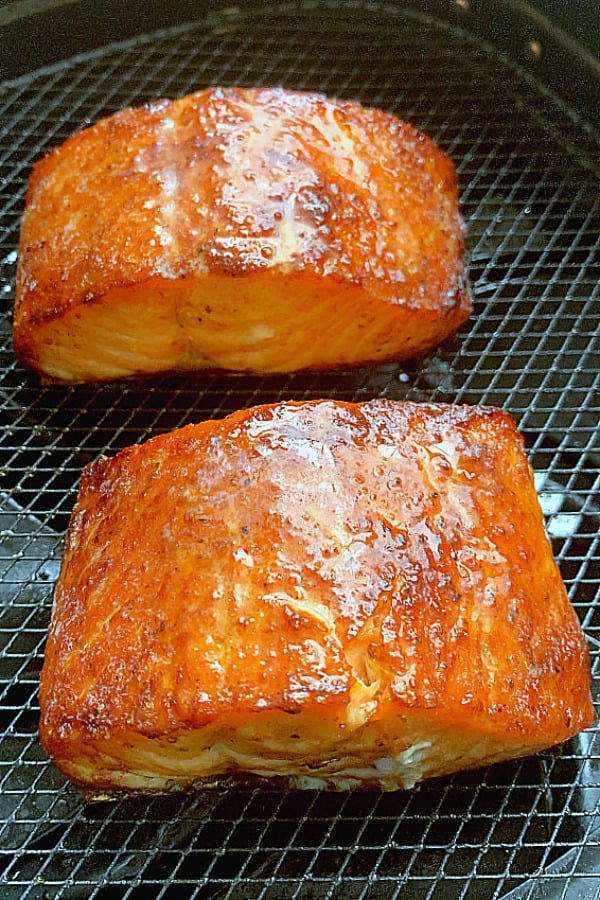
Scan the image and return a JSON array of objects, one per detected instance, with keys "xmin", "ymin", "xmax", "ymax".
[
  {"xmin": 39, "ymin": 400, "xmax": 593, "ymax": 797},
  {"xmin": 14, "ymin": 86, "xmax": 470, "ymax": 382}
]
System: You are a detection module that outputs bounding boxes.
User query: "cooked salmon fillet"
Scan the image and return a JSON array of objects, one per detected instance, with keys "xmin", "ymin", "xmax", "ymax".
[
  {"xmin": 39, "ymin": 400, "xmax": 593, "ymax": 797},
  {"xmin": 14, "ymin": 86, "xmax": 470, "ymax": 383}
]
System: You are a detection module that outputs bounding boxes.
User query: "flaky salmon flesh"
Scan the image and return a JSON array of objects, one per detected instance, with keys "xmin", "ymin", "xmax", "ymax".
[
  {"xmin": 14, "ymin": 86, "xmax": 471, "ymax": 382},
  {"xmin": 39, "ymin": 400, "xmax": 594, "ymax": 797}
]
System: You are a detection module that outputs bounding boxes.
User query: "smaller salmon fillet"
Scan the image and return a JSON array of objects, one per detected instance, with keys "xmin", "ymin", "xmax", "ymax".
[
  {"xmin": 14, "ymin": 86, "xmax": 470, "ymax": 383},
  {"xmin": 39, "ymin": 400, "xmax": 594, "ymax": 797}
]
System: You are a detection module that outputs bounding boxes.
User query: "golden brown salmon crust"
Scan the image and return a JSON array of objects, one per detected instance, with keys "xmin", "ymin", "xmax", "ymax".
[
  {"xmin": 39, "ymin": 400, "xmax": 594, "ymax": 797},
  {"xmin": 14, "ymin": 86, "xmax": 471, "ymax": 383}
]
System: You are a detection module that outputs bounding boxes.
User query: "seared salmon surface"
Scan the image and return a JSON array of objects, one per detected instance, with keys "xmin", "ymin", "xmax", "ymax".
[
  {"xmin": 14, "ymin": 86, "xmax": 470, "ymax": 382},
  {"xmin": 39, "ymin": 400, "xmax": 593, "ymax": 796}
]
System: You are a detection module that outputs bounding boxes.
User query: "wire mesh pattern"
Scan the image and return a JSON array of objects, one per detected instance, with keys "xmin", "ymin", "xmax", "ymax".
[{"xmin": 0, "ymin": 2, "xmax": 599, "ymax": 897}]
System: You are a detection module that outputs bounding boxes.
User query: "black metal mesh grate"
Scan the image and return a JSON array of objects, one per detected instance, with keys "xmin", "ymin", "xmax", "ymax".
[{"xmin": 0, "ymin": 2, "xmax": 599, "ymax": 897}]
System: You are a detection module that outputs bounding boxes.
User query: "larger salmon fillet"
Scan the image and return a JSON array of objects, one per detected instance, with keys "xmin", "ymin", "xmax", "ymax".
[
  {"xmin": 39, "ymin": 400, "xmax": 594, "ymax": 797},
  {"xmin": 14, "ymin": 86, "xmax": 470, "ymax": 383}
]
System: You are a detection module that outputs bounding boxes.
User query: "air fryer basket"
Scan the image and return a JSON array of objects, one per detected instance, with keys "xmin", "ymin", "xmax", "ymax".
[{"xmin": 0, "ymin": 1, "xmax": 599, "ymax": 897}]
